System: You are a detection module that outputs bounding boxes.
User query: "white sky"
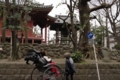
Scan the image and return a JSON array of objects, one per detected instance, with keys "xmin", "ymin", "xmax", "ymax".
[{"xmin": 36, "ymin": 0, "xmax": 68, "ymax": 17}]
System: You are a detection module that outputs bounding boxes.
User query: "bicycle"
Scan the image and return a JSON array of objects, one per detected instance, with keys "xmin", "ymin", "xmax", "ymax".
[{"xmin": 24, "ymin": 49, "xmax": 64, "ymax": 80}]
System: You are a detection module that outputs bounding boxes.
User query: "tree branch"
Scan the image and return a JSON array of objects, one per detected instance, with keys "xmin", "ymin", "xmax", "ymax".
[
  {"xmin": 72, "ymin": 0, "xmax": 77, "ymax": 11},
  {"xmin": 96, "ymin": 16, "xmax": 113, "ymax": 35},
  {"xmin": 58, "ymin": 13, "xmax": 76, "ymax": 44},
  {"xmin": 61, "ymin": 2, "xmax": 71, "ymax": 11},
  {"xmin": 90, "ymin": 3, "xmax": 113, "ymax": 13},
  {"xmin": 90, "ymin": 0, "xmax": 116, "ymax": 13},
  {"xmin": 58, "ymin": 13, "xmax": 70, "ymax": 21},
  {"xmin": 65, "ymin": 22, "xmax": 76, "ymax": 44}
]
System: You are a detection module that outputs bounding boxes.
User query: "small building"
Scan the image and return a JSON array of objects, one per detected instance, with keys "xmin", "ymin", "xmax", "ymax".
[
  {"xmin": 0, "ymin": 4, "xmax": 56, "ymax": 44},
  {"xmin": 50, "ymin": 15, "xmax": 79, "ymax": 45}
]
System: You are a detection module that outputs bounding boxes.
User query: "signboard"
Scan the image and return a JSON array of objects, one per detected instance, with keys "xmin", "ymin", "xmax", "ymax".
[
  {"xmin": 87, "ymin": 32, "xmax": 94, "ymax": 39},
  {"xmin": 88, "ymin": 32, "xmax": 101, "ymax": 80}
]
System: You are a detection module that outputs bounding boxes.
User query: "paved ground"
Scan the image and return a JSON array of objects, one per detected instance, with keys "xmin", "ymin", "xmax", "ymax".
[{"xmin": 0, "ymin": 58, "xmax": 120, "ymax": 64}]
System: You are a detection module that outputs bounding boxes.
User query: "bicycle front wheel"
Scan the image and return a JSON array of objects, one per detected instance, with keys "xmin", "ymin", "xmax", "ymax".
[
  {"xmin": 31, "ymin": 67, "xmax": 43, "ymax": 80},
  {"xmin": 42, "ymin": 65, "xmax": 64, "ymax": 80}
]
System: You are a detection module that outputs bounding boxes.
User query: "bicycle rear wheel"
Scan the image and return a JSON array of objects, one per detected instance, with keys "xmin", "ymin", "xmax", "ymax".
[
  {"xmin": 31, "ymin": 67, "xmax": 43, "ymax": 80},
  {"xmin": 42, "ymin": 65, "xmax": 64, "ymax": 80}
]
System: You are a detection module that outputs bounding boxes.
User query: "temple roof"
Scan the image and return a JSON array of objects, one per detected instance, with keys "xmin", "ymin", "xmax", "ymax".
[
  {"xmin": 54, "ymin": 15, "xmax": 79, "ymax": 24},
  {"xmin": 0, "ymin": 1, "xmax": 56, "ymax": 28},
  {"xmin": 30, "ymin": 4, "xmax": 56, "ymax": 28},
  {"xmin": 50, "ymin": 15, "xmax": 79, "ymax": 31}
]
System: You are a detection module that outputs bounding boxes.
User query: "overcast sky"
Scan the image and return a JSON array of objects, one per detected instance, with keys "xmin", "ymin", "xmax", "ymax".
[{"xmin": 36, "ymin": 0, "xmax": 68, "ymax": 17}]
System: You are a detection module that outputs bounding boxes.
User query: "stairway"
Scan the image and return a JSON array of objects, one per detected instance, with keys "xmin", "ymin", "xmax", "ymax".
[{"xmin": 0, "ymin": 63, "xmax": 120, "ymax": 80}]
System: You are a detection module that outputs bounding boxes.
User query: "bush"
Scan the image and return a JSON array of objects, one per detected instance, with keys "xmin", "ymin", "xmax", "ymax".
[
  {"xmin": 114, "ymin": 44, "xmax": 120, "ymax": 50},
  {"xmin": 71, "ymin": 51, "xmax": 83, "ymax": 63},
  {"xmin": 0, "ymin": 53, "xmax": 2, "ymax": 59}
]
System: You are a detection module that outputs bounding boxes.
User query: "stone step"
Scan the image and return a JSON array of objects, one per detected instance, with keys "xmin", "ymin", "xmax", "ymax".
[
  {"xmin": 0, "ymin": 74, "xmax": 120, "ymax": 80},
  {"xmin": 0, "ymin": 63, "xmax": 120, "ymax": 80},
  {"xmin": 0, "ymin": 69, "xmax": 120, "ymax": 75},
  {"xmin": 0, "ymin": 63, "xmax": 120, "ymax": 69}
]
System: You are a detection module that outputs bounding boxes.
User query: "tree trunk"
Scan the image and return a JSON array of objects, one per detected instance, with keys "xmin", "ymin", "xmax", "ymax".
[
  {"xmin": 79, "ymin": 1, "xmax": 90, "ymax": 44},
  {"xmin": 24, "ymin": 28, "xmax": 28, "ymax": 43},
  {"xmin": 102, "ymin": 28, "xmax": 105, "ymax": 47},
  {"xmin": 2, "ymin": 3, "xmax": 7, "ymax": 43},
  {"xmin": 2, "ymin": 6, "xmax": 6, "ymax": 42},
  {"xmin": 69, "ymin": 0, "xmax": 77, "ymax": 52},
  {"xmin": 106, "ymin": 18, "xmax": 109, "ymax": 48},
  {"xmin": 116, "ymin": 36, "xmax": 120, "ymax": 44},
  {"xmin": 2, "ymin": 31, "xmax": 6, "ymax": 43},
  {"xmin": 11, "ymin": 30, "xmax": 19, "ymax": 60}
]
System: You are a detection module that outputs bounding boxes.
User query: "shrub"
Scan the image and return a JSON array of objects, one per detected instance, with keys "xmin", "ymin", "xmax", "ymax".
[
  {"xmin": 71, "ymin": 51, "xmax": 83, "ymax": 63},
  {"xmin": 0, "ymin": 53, "xmax": 2, "ymax": 59},
  {"xmin": 114, "ymin": 44, "xmax": 120, "ymax": 50}
]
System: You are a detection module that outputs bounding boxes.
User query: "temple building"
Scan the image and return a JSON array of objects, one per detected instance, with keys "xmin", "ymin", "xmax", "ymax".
[
  {"xmin": 0, "ymin": 4, "xmax": 56, "ymax": 44},
  {"xmin": 50, "ymin": 15, "xmax": 79, "ymax": 45}
]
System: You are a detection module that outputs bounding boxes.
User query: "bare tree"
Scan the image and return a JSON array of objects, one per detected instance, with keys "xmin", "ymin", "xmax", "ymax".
[
  {"xmin": 58, "ymin": 0, "xmax": 116, "ymax": 52},
  {"xmin": 58, "ymin": 0, "xmax": 79, "ymax": 51},
  {"xmin": 94, "ymin": 0, "xmax": 120, "ymax": 47},
  {"xmin": 106, "ymin": 0, "xmax": 120, "ymax": 44},
  {"xmin": 78, "ymin": 0, "xmax": 116, "ymax": 45},
  {"xmin": 94, "ymin": 14, "xmax": 110, "ymax": 48}
]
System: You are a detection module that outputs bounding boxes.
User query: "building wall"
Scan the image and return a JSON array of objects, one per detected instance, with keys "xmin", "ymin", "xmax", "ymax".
[{"xmin": 0, "ymin": 18, "xmax": 43, "ymax": 43}]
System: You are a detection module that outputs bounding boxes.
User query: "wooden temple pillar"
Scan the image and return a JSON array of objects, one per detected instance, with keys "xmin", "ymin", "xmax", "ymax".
[
  {"xmin": 32, "ymin": 39, "xmax": 34, "ymax": 44},
  {"xmin": 44, "ymin": 26, "xmax": 47, "ymax": 43},
  {"xmin": 0, "ymin": 37, "xmax": 1, "ymax": 42},
  {"xmin": 56, "ymin": 28, "xmax": 59, "ymax": 45},
  {"xmin": 61, "ymin": 30, "xmax": 69, "ymax": 45},
  {"xmin": 22, "ymin": 38, "xmax": 24, "ymax": 44},
  {"xmin": 41, "ymin": 28, "xmax": 43, "ymax": 43}
]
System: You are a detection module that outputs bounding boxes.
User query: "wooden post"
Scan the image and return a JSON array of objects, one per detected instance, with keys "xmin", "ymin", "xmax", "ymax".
[
  {"xmin": 0, "ymin": 37, "xmax": 1, "ymax": 42},
  {"xmin": 41, "ymin": 28, "xmax": 43, "ymax": 42},
  {"xmin": 32, "ymin": 39, "xmax": 34, "ymax": 44},
  {"xmin": 56, "ymin": 28, "xmax": 59, "ymax": 45},
  {"xmin": 22, "ymin": 38, "xmax": 24, "ymax": 44},
  {"xmin": 45, "ymin": 27, "xmax": 47, "ymax": 43}
]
